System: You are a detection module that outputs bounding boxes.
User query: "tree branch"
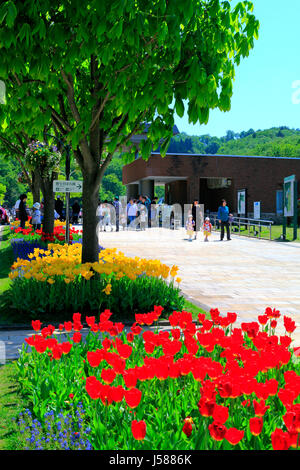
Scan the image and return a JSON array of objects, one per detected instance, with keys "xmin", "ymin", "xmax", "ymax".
[
  {"xmin": 89, "ymin": 90, "xmax": 111, "ymax": 132},
  {"xmin": 61, "ymin": 69, "xmax": 81, "ymax": 124}
]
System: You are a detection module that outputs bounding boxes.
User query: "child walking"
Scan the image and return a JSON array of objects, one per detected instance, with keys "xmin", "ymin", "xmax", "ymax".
[
  {"xmin": 203, "ymin": 217, "xmax": 212, "ymax": 242},
  {"xmin": 140, "ymin": 210, "xmax": 147, "ymax": 231},
  {"xmin": 186, "ymin": 214, "xmax": 195, "ymax": 241},
  {"xmin": 31, "ymin": 202, "xmax": 41, "ymax": 230},
  {"xmin": 120, "ymin": 212, "xmax": 127, "ymax": 231}
]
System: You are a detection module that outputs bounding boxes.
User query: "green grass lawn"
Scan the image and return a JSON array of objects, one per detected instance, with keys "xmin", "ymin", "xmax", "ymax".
[
  {"xmin": 0, "ymin": 227, "xmax": 18, "ymax": 326},
  {"xmin": 0, "ymin": 361, "xmax": 29, "ymax": 450},
  {"xmin": 215, "ymin": 224, "xmax": 300, "ymax": 242},
  {"xmin": 0, "ymin": 226, "xmax": 13, "ymax": 295},
  {"xmin": 183, "ymin": 299, "xmax": 208, "ymax": 320}
]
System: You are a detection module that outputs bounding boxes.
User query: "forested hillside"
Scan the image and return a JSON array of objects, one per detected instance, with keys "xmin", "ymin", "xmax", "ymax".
[
  {"xmin": 166, "ymin": 127, "xmax": 300, "ymax": 157},
  {"xmin": 1, "ymin": 127, "xmax": 300, "ymax": 207}
]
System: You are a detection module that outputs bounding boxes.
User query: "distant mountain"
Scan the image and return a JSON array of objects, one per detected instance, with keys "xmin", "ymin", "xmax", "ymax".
[{"xmin": 167, "ymin": 127, "xmax": 300, "ymax": 158}]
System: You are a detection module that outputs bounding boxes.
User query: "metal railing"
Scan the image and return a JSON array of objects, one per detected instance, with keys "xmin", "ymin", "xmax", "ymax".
[{"xmin": 209, "ymin": 214, "xmax": 274, "ymax": 240}]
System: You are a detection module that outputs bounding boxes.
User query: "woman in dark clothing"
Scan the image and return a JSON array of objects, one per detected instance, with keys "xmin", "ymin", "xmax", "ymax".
[
  {"xmin": 192, "ymin": 200, "xmax": 200, "ymax": 240},
  {"xmin": 19, "ymin": 194, "xmax": 28, "ymax": 229},
  {"xmin": 72, "ymin": 200, "xmax": 81, "ymax": 224}
]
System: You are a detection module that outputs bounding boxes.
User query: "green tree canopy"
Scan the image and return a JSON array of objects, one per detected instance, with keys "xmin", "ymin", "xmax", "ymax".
[{"xmin": 0, "ymin": 0, "xmax": 259, "ymax": 261}]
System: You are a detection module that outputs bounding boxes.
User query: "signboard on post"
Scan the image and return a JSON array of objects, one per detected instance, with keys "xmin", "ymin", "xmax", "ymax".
[
  {"xmin": 53, "ymin": 180, "xmax": 83, "ymax": 193},
  {"xmin": 254, "ymin": 201, "xmax": 261, "ymax": 219},
  {"xmin": 283, "ymin": 175, "xmax": 298, "ymax": 241},
  {"xmin": 237, "ymin": 189, "xmax": 247, "ymax": 216},
  {"xmin": 283, "ymin": 175, "xmax": 296, "ymax": 217}
]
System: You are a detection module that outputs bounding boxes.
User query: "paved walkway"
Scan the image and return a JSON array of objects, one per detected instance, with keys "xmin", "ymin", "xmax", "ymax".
[
  {"xmin": 1, "ymin": 226, "xmax": 300, "ymax": 361},
  {"xmin": 101, "ymin": 227, "xmax": 300, "ymax": 346}
]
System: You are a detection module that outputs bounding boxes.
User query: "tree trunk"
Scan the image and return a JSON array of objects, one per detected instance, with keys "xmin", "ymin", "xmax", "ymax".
[
  {"xmin": 31, "ymin": 170, "xmax": 41, "ymax": 203},
  {"xmin": 81, "ymin": 169, "xmax": 99, "ymax": 263},
  {"xmin": 40, "ymin": 174, "xmax": 55, "ymax": 235}
]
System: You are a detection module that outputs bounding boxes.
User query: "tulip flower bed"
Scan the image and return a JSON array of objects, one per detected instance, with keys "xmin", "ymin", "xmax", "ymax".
[
  {"xmin": 16, "ymin": 307, "xmax": 300, "ymax": 450},
  {"xmin": 9, "ymin": 222, "xmax": 82, "ymax": 247},
  {"xmin": 10, "ymin": 239, "xmax": 47, "ymax": 261},
  {"xmin": 8, "ymin": 244, "xmax": 184, "ymax": 319}
]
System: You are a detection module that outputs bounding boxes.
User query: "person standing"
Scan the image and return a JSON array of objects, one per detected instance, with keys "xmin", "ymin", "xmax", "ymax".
[
  {"xmin": 72, "ymin": 200, "xmax": 80, "ymax": 225},
  {"xmin": 19, "ymin": 194, "xmax": 28, "ymax": 229},
  {"xmin": 96, "ymin": 200, "xmax": 103, "ymax": 229},
  {"xmin": 217, "ymin": 199, "xmax": 232, "ymax": 241},
  {"xmin": 31, "ymin": 202, "xmax": 42, "ymax": 230},
  {"xmin": 102, "ymin": 201, "xmax": 112, "ymax": 231},
  {"xmin": 203, "ymin": 217, "xmax": 212, "ymax": 242},
  {"xmin": 192, "ymin": 200, "xmax": 201, "ymax": 240},
  {"xmin": 55, "ymin": 196, "xmax": 64, "ymax": 221},
  {"xmin": 140, "ymin": 210, "xmax": 147, "ymax": 231},
  {"xmin": 14, "ymin": 196, "xmax": 21, "ymax": 220},
  {"xmin": 186, "ymin": 214, "xmax": 195, "ymax": 241},
  {"xmin": 127, "ymin": 199, "xmax": 138, "ymax": 229},
  {"xmin": 113, "ymin": 196, "xmax": 121, "ymax": 232}
]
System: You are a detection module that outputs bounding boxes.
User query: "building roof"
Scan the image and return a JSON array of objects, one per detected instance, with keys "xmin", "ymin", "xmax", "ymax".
[
  {"xmin": 130, "ymin": 125, "xmax": 179, "ymax": 145},
  {"xmin": 150, "ymin": 152, "xmax": 300, "ymax": 161}
]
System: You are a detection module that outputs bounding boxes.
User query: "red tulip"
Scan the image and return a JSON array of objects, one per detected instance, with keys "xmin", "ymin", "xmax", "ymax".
[
  {"xmin": 131, "ymin": 420, "xmax": 146, "ymax": 440},
  {"xmin": 125, "ymin": 388, "xmax": 142, "ymax": 408},
  {"xmin": 72, "ymin": 332, "xmax": 82, "ymax": 343},
  {"xmin": 271, "ymin": 428, "xmax": 291, "ymax": 450},
  {"xmin": 32, "ymin": 320, "xmax": 42, "ymax": 331},
  {"xmin": 249, "ymin": 417, "xmax": 263, "ymax": 436},
  {"xmin": 208, "ymin": 422, "xmax": 227, "ymax": 441},
  {"xmin": 225, "ymin": 427, "xmax": 244, "ymax": 446},
  {"xmin": 253, "ymin": 399, "xmax": 270, "ymax": 417},
  {"xmin": 212, "ymin": 404, "xmax": 229, "ymax": 424},
  {"xmin": 101, "ymin": 368, "xmax": 116, "ymax": 384},
  {"xmin": 182, "ymin": 417, "xmax": 193, "ymax": 437}
]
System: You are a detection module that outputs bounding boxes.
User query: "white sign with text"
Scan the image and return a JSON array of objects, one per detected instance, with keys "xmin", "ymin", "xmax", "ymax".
[{"xmin": 53, "ymin": 180, "xmax": 83, "ymax": 193}]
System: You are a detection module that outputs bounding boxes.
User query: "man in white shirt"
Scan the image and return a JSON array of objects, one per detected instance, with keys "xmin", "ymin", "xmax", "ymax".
[
  {"xmin": 14, "ymin": 197, "xmax": 21, "ymax": 220},
  {"xmin": 127, "ymin": 199, "xmax": 138, "ymax": 228}
]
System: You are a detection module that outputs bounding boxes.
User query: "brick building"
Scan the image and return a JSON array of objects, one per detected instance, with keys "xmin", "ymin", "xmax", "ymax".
[{"xmin": 123, "ymin": 152, "xmax": 300, "ymax": 218}]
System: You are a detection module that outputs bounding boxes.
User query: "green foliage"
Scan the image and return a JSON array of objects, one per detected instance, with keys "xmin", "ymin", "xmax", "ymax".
[
  {"xmin": 7, "ymin": 275, "xmax": 184, "ymax": 320},
  {"xmin": 218, "ymin": 127, "xmax": 300, "ymax": 157},
  {"xmin": 0, "ymin": 0, "xmax": 258, "ymax": 163},
  {"xmin": 0, "ymin": 182, "xmax": 6, "ymax": 204},
  {"xmin": 0, "ymin": 362, "xmax": 30, "ymax": 450},
  {"xmin": 0, "ymin": 153, "xmax": 27, "ymax": 206},
  {"xmin": 166, "ymin": 127, "xmax": 300, "ymax": 157},
  {"xmin": 24, "ymin": 141, "xmax": 61, "ymax": 178}
]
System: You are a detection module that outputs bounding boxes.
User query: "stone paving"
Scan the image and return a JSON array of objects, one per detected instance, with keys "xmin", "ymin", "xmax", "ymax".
[
  {"xmin": 1, "ymin": 226, "xmax": 300, "ymax": 361},
  {"xmin": 0, "ymin": 325, "xmax": 172, "ymax": 363},
  {"xmin": 100, "ymin": 227, "xmax": 300, "ymax": 346}
]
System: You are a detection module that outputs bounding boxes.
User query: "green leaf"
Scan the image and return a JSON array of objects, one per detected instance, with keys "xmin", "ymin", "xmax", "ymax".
[
  {"xmin": 5, "ymin": 1, "xmax": 17, "ymax": 28},
  {"xmin": 175, "ymin": 98, "xmax": 184, "ymax": 118},
  {"xmin": 160, "ymin": 135, "xmax": 171, "ymax": 157}
]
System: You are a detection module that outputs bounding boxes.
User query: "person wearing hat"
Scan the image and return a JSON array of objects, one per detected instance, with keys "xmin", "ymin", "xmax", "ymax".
[
  {"xmin": 186, "ymin": 214, "xmax": 195, "ymax": 241},
  {"xmin": 31, "ymin": 202, "xmax": 41, "ymax": 230},
  {"xmin": 203, "ymin": 217, "xmax": 212, "ymax": 242}
]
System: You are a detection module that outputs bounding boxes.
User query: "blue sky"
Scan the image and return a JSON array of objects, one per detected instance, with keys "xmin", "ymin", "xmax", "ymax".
[{"xmin": 175, "ymin": 0, "xmax": 300, "ymax": 137}]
